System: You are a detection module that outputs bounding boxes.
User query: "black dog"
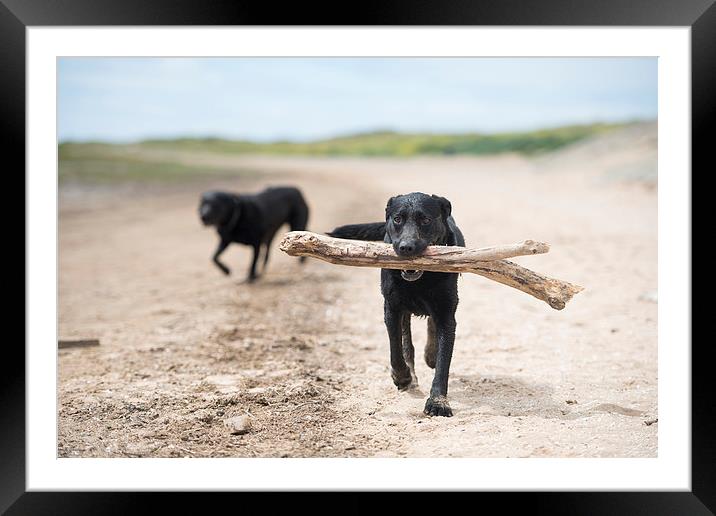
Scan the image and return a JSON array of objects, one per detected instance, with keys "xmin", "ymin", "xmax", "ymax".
[
  {"xmin": 328, "ymin": 192, "xmax": 465, "ymax": 417},
  {"xmin": 199, "ymin": 186, "xmax": 309, "ymax": 282}
]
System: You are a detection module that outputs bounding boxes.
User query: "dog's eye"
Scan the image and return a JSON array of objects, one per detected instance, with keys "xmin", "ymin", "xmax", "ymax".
[
  {"xmin": 421, "ymin": 218, "xmax": 432, "ymax": 225},
  {"xmin": 393, "ymin": 216, "xmax": 402, "ymax": 224}
]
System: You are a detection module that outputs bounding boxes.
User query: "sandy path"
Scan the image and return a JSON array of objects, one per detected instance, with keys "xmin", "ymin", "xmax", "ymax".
[{"xmin": 58, "ymin": 132, "xmax": 657, "ymax": 458}]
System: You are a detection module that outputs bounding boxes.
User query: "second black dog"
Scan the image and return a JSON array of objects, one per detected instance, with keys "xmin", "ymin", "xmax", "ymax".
[
  {"xmin": 328, "ymin": 192, "xmax": 465, "ymax": 417},
  {"xmin": 199, "ymin": 186, "xmax": 309, "ymax": 282}
]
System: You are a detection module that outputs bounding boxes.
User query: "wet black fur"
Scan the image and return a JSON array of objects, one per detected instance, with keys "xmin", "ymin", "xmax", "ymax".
[
  {"xmin": 199, "ymin": 186, "xmax": 309, "ymax": 282},
  {"xmin": 328, "ymin": 192, "xmax": 465, "ymax": 417}
]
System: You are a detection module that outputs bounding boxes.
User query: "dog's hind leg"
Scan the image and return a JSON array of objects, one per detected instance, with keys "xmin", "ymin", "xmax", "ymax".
[
  {"xmin": 385, "ymin": 303, "xmax": 413, "ymax": 391},
  {"xmin": 424, "ymin": 317, "xmax": 437, "ymax": 369},
  {"xmin": 289, "ymin": 207, "xmax": 309, "ymax": 264},
  {"xmin": 401, "ymin": 312, "xmax": 419, "ymax": 386},
  {"xmin": 261, "ymin": 238, "xmax": 273, "ymax": 273},
  {"xmin": 247, "ymin": 243, "xmax": 261, "ymax": 282},
  {"xmin": 289, "ymin": 204, "xmax": 309, "ymax": 232}
]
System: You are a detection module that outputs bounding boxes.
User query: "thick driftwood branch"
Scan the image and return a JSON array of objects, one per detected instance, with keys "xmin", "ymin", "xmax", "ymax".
[{"xmin": 279, "ymin": 231, "xmax": 583, "ymax": 310}]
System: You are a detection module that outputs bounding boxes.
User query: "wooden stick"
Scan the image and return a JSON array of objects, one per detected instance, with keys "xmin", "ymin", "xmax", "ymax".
[
  {"xmin": 58, "ymin": 339, "xmax": 100, "ymax": 349},
  {"xmin": 279, "ymin": 231, "xmax": 583, "ymax": 310},
  {"xmin": 281, "ymin": 231, "xmax": 549, "ymax": 265},
  {"xmin": 462, "ymin": 259, "xmax": 583, "ymax": 310}
]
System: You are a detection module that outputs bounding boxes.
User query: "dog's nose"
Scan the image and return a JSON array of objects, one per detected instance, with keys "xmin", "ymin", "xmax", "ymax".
[
  {"xmin": 199, "ymin": 204, "xmax": 212, "ymax": 224},
  {"xmin": 395, "ymin": 238, "xmax": 427, "ymax": 256},
  {"xmin": 398, "ymin": 242, "xmax": 415, "ymax": 254}
]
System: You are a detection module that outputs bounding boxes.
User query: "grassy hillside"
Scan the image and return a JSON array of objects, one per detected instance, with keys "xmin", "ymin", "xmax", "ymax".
[
  {"xmin": 58, "ymin": 122, "xmax": 634, "ymax": 183},
  {"xmin": 134, "ymin": 122, "xmax": 625, "ymax": 156},
  {"xmin": 58, "ymin": 144, "xmax": 261, "ymax": 184}
]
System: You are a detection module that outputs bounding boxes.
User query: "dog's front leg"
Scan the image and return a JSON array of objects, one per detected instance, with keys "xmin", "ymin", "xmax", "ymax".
[
  {"xmin": 401, "ymin": 312, "xmax": 418, "ymax": 386},
  {"xmin": 424, "ymin": 314, "xmax": 456, "ymax": 417},
  {"xmin": 212, "ymin": 239, "xmax": 231, "ymax": 275},
  {"xmin": 384, "ymin": 303, "xmax": 413, "ymax": 391},
  {"xmin": 424, "ymin": 316, "xmax": 437, "ymax": 369}
]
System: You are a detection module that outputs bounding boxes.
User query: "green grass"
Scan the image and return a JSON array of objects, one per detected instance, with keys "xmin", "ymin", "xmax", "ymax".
[
  {"xmin": 58, "ymin": 122, "xmax": 637, "ymax": 184},
  {"xmin": 59, "ymin": 158, "xmax": 214, "ymax": 184},
  {"xmin": 129, "ymin": 122, "xmax": 627, "ymax": 157},
  {"xmin": 58, "ymin": 144, "xmax": 259, "ymax": 184}
]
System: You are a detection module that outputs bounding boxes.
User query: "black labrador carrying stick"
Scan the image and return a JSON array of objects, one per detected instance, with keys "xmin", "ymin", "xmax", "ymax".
[{"xmin": 280, "ymin": 231, "xmax": 583, "ymax": 417}]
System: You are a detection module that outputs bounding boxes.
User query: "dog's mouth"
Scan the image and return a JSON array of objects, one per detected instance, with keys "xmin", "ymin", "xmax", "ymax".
[{"xmin": 400, "ymin": 269, "xmax": 424, "ymax": 282}]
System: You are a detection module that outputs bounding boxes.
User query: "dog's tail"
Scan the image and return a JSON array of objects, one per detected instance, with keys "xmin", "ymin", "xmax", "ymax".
[{"xmin": 327, "ymin": 222, "xmax": 386, "ymax": 241}]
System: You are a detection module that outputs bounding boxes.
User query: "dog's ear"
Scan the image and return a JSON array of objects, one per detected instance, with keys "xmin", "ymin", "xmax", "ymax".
[
  {"xmin": 385, "ymin": 196, "xmax": 396, "ymax": 218},
  {"xmin": 432, "ymin": 195, "xmax": 452, "ymax": 219},
  {"xmin": 222, "ymin": 196, "xmax": 241, "ymax": 227}
]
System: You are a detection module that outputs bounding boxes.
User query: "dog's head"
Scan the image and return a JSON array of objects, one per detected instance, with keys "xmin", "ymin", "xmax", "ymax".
[
  {"xmin": 198, "ymin": 191, "xmax": 238, "ymax": 227},
  {"xmin": 384, "ymin": 192, "xmax": 452, "ymax": 281}
]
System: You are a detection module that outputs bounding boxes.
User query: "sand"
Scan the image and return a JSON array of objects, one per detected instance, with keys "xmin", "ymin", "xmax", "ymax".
[{"xmin": 58, "ymin": 123, "xmax": 658, "ymax": 458}]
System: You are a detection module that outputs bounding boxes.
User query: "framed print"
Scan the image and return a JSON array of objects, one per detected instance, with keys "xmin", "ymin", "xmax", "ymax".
[{"xmin": 4, "ymin": 0, "xmax": 710, "ymax": 512}]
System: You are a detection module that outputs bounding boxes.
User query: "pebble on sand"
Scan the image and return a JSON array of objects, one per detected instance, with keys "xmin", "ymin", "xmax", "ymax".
[{"xmin": 225, "ymin": 415, "xmax": 252, "ymax": 435}]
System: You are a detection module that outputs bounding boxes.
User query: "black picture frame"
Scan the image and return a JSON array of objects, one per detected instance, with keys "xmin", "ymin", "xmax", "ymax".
[{"xmin": 3, "ymin": 0, "xmax": 710, "ymax": 513}]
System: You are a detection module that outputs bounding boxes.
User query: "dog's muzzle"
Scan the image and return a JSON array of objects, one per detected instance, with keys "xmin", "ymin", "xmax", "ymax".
[{"xmin": 400, "ymin": 269, "xmax": 424, "ymax": 282}]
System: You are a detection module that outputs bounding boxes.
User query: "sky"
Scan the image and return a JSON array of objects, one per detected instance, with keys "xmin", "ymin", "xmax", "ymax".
[{"xmin": 58, "ymin": 57, "xmax": 657, "ymax": 143}]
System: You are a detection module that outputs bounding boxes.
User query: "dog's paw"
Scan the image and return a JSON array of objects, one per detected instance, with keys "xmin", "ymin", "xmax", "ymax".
[
  {"xmin": 215, "ymin": 263, "xmax": 230, "ymax": 275},
  {"xmin": 424, "ymin": 395, "xmax": 453, "ymax": 417},
  {"xmin": 391, "ymin": 368, "xmax": 414, "ymax": 391}
]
